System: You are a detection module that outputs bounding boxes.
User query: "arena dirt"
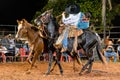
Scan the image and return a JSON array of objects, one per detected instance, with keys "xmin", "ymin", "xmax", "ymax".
[{"xmin": 0, "ymin": 61, "xmax": 120, "ymax": 80}]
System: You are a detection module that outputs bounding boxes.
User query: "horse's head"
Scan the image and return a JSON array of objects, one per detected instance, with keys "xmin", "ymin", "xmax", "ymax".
[
  {"xmin": 34, "ymin": 9, "xmax": 59, "ymax": 38},
  {"xmin": 34, "ymin": 9, "xmax": 53, "ymax": 26},
  {"xmin": 15, "ymin": 19, "xmax": 33, "ymax": 40}
]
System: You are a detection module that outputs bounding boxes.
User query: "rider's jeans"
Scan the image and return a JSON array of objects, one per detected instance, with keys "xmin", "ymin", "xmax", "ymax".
[
  {"xmin": 104, "ymin": 51, "xmax": 117, "ymax": 62},
  {"xmin": 62, "ymin": 28, "xmax": 68, "ymax": 49}
]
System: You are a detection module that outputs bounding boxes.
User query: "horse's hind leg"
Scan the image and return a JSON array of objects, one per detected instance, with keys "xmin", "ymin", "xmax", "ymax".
[
  {"xmin": 79, "ymin": 61, "xmax": 89, "ymax": 75},
  {"xmin": 79, "ymin": 56, "xmax": 94, "ymax": 75},
  {"xmin": 87, "ymin": 61, "xmax": 93, "ymax": 73},
  {"xmin": 86, "ymin": 56, "xmax": 94, "ymax": 73}
]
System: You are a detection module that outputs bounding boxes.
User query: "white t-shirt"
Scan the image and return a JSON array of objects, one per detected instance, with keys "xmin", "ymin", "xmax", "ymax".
[
  {"xmin": 0, "ymin": 46, "xmax": 8, "ymax": 54},
  {"xmin": 62, "ymin": 12, "xmax": 81, "ymax": 26},
  {"xmin": 8, "ymin": 38, "xmax": 15, "ymax": 48}
]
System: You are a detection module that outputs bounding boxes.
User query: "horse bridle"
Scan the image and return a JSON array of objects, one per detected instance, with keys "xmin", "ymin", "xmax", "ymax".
[
  {"xmin": 38, "ymin": 13, "xmax": 53, "ymax": 39},
  {"xmin": 40, "ymin": 12, "xmax": 51, "ymax": 24}
]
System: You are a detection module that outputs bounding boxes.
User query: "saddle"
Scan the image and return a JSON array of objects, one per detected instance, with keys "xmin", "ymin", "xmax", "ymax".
[
  {"xmin": 68, "ymin": 26, "xmax": 83, "ymax": 38},
  {"xmin": 59, "ymin": 24, "xmax": 83, "ymax": 38}
]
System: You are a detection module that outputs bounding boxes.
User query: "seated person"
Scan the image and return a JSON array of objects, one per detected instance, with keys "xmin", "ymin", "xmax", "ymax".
[
  {"xmin": 0, "ymin": 43, "xmax": 7, "ymax": 63},
  {"xmin": 117, "ymin": 39, "xmax": 120, "ymax": 60},
  {"xmin": 104, "ymin": 45, "xmax": 117, "ymax": 62}
]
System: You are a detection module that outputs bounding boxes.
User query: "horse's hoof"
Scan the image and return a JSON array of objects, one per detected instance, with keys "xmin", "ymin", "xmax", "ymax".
[
  {"xmin": 34, "ymin": 65, "xmax": 37, "ymax": 68},
  {"xmin": 79, "ymin": 72, "xmax": 83, "ymax": 76},
  {"xmin": 43, "ymin": 74, "xmax": 48, "ymax": 77},
  {"xmin": 60, "ymin": 73, "xmax": 63, "ymax": 76},
  {"xmin": 60, "ymin": 71, "xmax": 63, "ymax": 76},
  {"xmin": 85, "ymin": 70, "xmax": 91, "ymax": 74},
  {"xmin": 45, "ymin": 72, "xmax": 50, "ymax": 76},
  {"xmin": 26, "ymin": 70, "xmax": 31, "ymax": 74},
  {"xmin": 50, "ymin": 69, "xmax": 54, "ymax": 72}
]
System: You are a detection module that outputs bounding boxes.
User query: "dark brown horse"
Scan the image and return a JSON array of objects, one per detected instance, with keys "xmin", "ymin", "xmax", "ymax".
[{"xmin": 15, "ymin": 19, "xmax": 44, "ymax": 72}]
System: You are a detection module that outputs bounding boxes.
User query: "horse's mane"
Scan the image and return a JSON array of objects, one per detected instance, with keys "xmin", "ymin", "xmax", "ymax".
[
  {"xmin": 22, "ymin": 19, "xmax": 40, "ymax": 32},
  {"xmin": 50, "ymin": 16, "xmax": 59, "ymax": 32}
]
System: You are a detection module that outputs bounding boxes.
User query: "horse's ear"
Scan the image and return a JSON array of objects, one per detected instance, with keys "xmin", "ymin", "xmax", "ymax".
[
  {"xmin": 17, "ymin": 20, "xmax": 20, "ymax": 24},
  {"xmin": 22, "ymin": 19, "xmax": 27, "ymax": 22}
]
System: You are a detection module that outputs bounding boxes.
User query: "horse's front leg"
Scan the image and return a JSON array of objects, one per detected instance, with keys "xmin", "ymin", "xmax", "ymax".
[
  {"xmin": 46, "ymin": 51, "xmax": 54, "ymax": 75},
  {"xmin": 26, "ymin": 51, "xmax": 39, "ymax": 74},
  {"xmin": 56, "ymin": 50, "xmax": 63, "ymax": 75},
  {"xmin": 29, "ymin": 51, "xmax": 39, "ymax": 70},
  {"xmin": 47, "ymin": 49, "xmax": 63, "ymax": 75},
  {"xmin": 27, "ymin": 45, "xmax": 34, "ymax": 64},
  {"xmin": 26, "ymin": 50, "xmax": 33, "ymax": 64}
]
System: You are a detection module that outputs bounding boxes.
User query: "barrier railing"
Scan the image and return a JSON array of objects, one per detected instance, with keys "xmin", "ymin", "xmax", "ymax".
[{"xmin": 0, "ymin": 25, "xmax": 120, "ymax": 62}]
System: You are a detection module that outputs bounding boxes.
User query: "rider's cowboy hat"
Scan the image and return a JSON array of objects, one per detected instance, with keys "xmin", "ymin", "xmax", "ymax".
[{"xmin": 65, "ymin": 3, "xmax": 80, "ymax": 14}]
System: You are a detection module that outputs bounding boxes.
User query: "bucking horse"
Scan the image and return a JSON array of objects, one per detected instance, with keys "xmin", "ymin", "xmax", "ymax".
[{"xmin": 34, "ymin": 9, "xmax": 107, "ymax": 75}]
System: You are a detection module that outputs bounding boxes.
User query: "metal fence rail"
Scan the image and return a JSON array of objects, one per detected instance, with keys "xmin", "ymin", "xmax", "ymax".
[{"xmin": 0, "ymin": 25, "xmax": 120, "ymax": 62}]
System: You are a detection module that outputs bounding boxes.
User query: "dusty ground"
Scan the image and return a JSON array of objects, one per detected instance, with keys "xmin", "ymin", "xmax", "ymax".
[{"xmin": 0, "ymin": 61, "xmax": 120, "ymax": 80}]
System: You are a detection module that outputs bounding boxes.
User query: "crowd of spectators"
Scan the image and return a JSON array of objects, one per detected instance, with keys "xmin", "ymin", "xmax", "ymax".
[
  {"xmin": 0, "ymin": 34, "xmax": 29, "ymax": 62},
  {"xmin": 0, "ymin": 34, "xmax": 120, "ymax": 63}
]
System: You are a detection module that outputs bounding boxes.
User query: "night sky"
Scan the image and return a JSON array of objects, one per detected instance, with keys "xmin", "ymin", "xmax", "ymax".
[{"xmin": 0, "ymin": 0, "xmax": 48, "ymax": 25}]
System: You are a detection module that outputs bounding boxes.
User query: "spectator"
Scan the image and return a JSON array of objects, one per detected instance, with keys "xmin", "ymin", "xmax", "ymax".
[
  {"xmin": 22, "ymin": 41, "xmax": 30, "ymax": 55},
  {"xmin": 0, "ymin": 43, "xmax": 7, "ymax": 63},
  {"xmin": 104, "ymin": 45, "xmax": 117, "ymax": 62},
  {"xmin": 7, "ymin": 34, "xmax": 15, "ymax": 56},
  {"xmin": 0, "ymin": 35, "xmax": 10, "ymax": 49},
  {"xmin": 117, "ymin": 39, "xmax": 120, "ymax": 60}
]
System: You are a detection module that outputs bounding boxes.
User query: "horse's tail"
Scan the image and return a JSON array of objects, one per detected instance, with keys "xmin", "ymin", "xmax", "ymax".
[{"xmin": 96, "ymin": 43, "xmax": 107, "ymax": 65}]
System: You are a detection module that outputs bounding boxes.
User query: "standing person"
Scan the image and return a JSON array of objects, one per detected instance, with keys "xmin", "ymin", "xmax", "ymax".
[
  {"xmin": 7, "ymin": 34, "xmax": 15, "ymax": 56},
  {"xmin": 54, "ymin": 3, "xmax": 91, "ymax": 52}
]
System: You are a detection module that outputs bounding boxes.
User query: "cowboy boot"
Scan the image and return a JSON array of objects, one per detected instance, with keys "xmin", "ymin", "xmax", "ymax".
[{"xmin": 61, "ymin": 47, "xmax": 67, "ymax": 53}]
